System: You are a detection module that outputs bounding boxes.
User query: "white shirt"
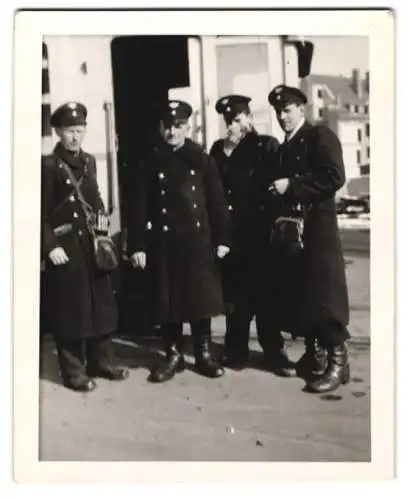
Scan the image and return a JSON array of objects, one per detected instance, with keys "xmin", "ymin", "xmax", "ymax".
[{"xmin": 285, "ymin": 117, "xmax": 306, "ymax": 143}]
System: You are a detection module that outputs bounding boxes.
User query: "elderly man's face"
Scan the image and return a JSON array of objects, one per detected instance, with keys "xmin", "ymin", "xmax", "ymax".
[
  {"xmin": 161, "ymin": 119, "xmax": 189, "ymax": 148},
  {"xmin": 56, "ymin": 125, "xmax": 86, "ymax": 152},
  {"xmin": 276, "ymin": 103, "xmax": 305, "ymax": 134}
]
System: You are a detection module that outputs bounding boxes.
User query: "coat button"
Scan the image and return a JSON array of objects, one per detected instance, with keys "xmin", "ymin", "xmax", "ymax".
[
  {"xmin": 193, "ymin": 203, "xmax": 198, "ymax": 209},
  {"xmin": 296, "ymin": 156, "xmax": 300, "ymax": 160},
  {"xmin": 78, "ymin": 230, "xmax": 83, "ymax": 236},
  {"xmin": 73, "ymin": 212, "xmax": 78, "ymax": 218},
  {"xmin": 161, "ymin": 208, "xmax": 167, "ymax": 214},
  {"xmin": 146, "ymin": 221, "xmax": 152, "ymax": 230},
  {"xmin": 69, "ymin": 195, "xmax": 75, "ymax": 202},
  {"xmin": 228, "ymin": 205, "xmax": 233, "ymax": 211},
  {"xmin": 163, "ymin": 225, "xmax": 169, "ymax": 232},
  {"xmin": 192, "ymin": 185, "xmax": 196, "ymax": 191},
  {"xmin": 158, "ymin": 172, "xmax": 165, "ymax": 180},
  {"xmin": 196, "ymin": 221, "xmax": 201, "ymax": 228},
  {"xmin": 66, "ymin": 179, "xmax": 71, "ymax": 185},
  {"xmin": 161, "ymin": 190, "xmax": 166, "ymax": 195},
  {"xmin": 190, "ymin": 169, "xmax": 195, "ymax": 175}
]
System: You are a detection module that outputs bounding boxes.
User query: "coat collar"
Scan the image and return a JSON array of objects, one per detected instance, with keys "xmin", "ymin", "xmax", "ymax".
[
  {"xmin": 54, "ymin": 142, "xmax": 88, "ymax": 170},
  {"xmin": 282, "ymin": 121, "xmax": 313, "ymax": 146}
]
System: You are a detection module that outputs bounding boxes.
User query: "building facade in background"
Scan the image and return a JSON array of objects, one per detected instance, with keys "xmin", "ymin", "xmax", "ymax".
[{"xmin": 300, "ymin": 69, "xmax": 370, "ymax": 197}]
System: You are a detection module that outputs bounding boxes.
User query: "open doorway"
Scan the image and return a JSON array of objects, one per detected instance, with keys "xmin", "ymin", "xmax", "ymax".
[{"xmin": 111, "ymin": 35, "xmax": 191, "ymax": 337}]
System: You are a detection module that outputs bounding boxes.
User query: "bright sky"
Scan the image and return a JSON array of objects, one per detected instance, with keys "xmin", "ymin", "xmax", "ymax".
[{"xmin": 308, "ymin": 36, "xmax": 369, "ymax": 77}]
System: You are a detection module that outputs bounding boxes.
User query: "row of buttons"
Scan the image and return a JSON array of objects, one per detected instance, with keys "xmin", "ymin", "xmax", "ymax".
[
  {"xmin": 57, "ymin": 164, "xmax": 86, "ymax": 237},
  {"xmin": 146, "ymin": 220, "xmax": 202, "ymax": 232},
  {"xmin": 157, "ymin": 169, "xmax": 201, "ymax": 231}
]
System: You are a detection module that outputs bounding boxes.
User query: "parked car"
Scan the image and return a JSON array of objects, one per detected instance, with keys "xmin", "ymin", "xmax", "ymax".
[{"xmin": 336, "ymin": 195, "xmax": 370, "ymax": 216}]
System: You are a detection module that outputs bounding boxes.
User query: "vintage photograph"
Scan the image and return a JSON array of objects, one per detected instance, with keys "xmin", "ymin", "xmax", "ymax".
[
  {"xmin": 38, "ymin": 32, "xmax": 371, "ymax": 462},
  {"xmin": 12, "ymin": 9, "xmax": 395, "ymax": 482}
]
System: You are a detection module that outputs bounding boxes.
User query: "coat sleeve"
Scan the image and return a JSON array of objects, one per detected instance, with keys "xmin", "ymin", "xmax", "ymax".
[
  {"xmin": 126, "ymin": 161, "xmax": 149, "ymax": 255},
  {"xmin": 202, "ymin": 153, "xmax": 232, "ymax": 247},
  {"xmin": 284, "ymin": 126, "xmax": 346, "ymax": 203},
  {"xmin": 41, "ymin": 157, "xmax": 60, "ymax": 258}
]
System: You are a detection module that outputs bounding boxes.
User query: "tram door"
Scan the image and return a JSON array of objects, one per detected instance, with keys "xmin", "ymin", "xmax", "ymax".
[{"xmin": 111, "ymin": 36, "xmax": 199, "ymax": 337}]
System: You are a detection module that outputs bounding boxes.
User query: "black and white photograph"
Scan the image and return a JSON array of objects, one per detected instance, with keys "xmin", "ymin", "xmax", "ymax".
[{"xmin": 12, "ymin": 8, "xmax": 395, "ymax": 483}]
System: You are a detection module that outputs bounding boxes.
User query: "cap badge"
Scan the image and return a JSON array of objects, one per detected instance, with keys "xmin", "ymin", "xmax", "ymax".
[
  {"xmin": 221, "ymin": 98, "xmax": 229, "ymax": 105},
  {"xmin": 67, "ymin": 102, "xmax": 77, "ymax": 109},
  {"xmin": 169, "ymin": 102, "xmax": 179, "ymax": 109}
]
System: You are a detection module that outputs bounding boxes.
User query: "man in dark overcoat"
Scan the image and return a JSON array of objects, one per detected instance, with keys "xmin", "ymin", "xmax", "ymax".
[
  {"xmin": 127, "ymin": 100, "xmax": 231, "ymax": 383},
  {"xmin": 41, "ymin": 102, "xmax": 129, "ymax": 392},
  {"xmin": 266, "ymin": 85, "xmax": 351, "ymax": 393},
  {"xmin": 209, "ymin": 95, "xmax": 295, "ymax": 376}
]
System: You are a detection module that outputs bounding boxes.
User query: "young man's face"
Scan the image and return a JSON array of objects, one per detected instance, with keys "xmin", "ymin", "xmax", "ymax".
[
  {"xmin": 161, "ymin": 119, "xmax": 189, "ymax": 148},
  {"xmin": 56, "ymin": 125, "xmax": 86, "ymax": 152},
  {"xmin": 225, "ymin": 111, "xmax": 253, "ymax": 142},
  {"xmin": 275, "ymin": 103, "xmax": 305, "ymax": 134}
]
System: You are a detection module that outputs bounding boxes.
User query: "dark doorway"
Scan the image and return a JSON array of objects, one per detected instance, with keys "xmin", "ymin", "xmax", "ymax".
[{"xmin": 111, "ymin": 36, "xmax": 191, "ymax": 337}]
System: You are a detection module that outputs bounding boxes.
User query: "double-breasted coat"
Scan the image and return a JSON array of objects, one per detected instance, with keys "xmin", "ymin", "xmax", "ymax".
[
  {"xmin": 209, "ymin": 131, "xmax": 279, "ymax": 305},
  {"xmin": 41, "ymin": 143, "xmax": 118, "ymax": 340},
  {"xmin": 266, "ymin": 121, "xmax": 349, "ymax": 335},
  {"xmin": 127, "ymin": 138, "xmax": 231, "ymax": 325}
]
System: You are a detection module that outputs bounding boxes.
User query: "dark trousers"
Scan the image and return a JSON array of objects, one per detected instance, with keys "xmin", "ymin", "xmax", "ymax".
[
  {"xmin": 161, "ymin": 318, "xmax": 211, "ymax": 346},
  {"xmin": 56, "ymin": 335, "xmax": 113, "ymax": 383},
  {"xmin": 224, "ymin": 294, "xmax": 284, "ymax": 360},
  {"xmin": 310, "ymin": 320, "xmax": 351, "ymax": 346}
]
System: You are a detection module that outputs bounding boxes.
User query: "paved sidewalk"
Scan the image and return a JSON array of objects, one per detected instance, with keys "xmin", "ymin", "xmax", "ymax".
[{"xmin": 39, "ymin": 338, "xmax": 370, "ymax": 463}]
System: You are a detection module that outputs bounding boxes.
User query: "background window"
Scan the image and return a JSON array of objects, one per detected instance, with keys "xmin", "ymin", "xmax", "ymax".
[
  {"xmin": 365, "ymin": 123, "xmax": 370, "ymax": 137},
  {"xmin": 357, "ymin": 150, "xmax": 361, "ymax": 164},
  {"xmin": 318, "ymin": 108, "xmax": 324, "ymax": 118},
  {"xmin": 317, "ymin": 88, "xmax": 323, "ymax": 98},
  {"xmin": 360, "ymin": 164, "xmax": 370, "ymax": 175},
  {"xmin": 357, "ymin": 129, "xmax": 362, "ymax": 142},
  {"xmin": 367, "ymin": 146, "xmax": 370, "ymax": 159},
  {"xmin": 354, "ymin": 105, "xmax": 359, "ymax": 113}
]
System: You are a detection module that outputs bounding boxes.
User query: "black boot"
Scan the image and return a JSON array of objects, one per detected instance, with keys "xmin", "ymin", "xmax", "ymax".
[
  {"xmin": 149, "ymin": 324, "xmax": 185, "ymax": 383},
  {"xmin": 86, "ymin": 335, "xmax": 130, "ymax": 381},
  {"xmin": 305, "ymin": 342, "xmax": 350, "ymax": 393},
  {"xmin": 192, "ymin": 319, "xmax": 225, "ymax": 378},
  {"xmin": 88, "ymin": 365, "xmax": 130, "ymax": 381},
  {"xmin": 296, "ymin": 336, "xmax": 327, "ymax": 381},
  {"xmin": 265, "ymin": 347, "xmax": 297, "ymax": 377},
  {"xmin": 64, "ymin": 375, "xmax": 97, "ymax": 393},
  {"xmin": 219, "ymin": 351, "xmax": 248, "ymax": 370},
  {"xmin": 263, "ymin": 332, "xmax": 296, "ymax": 377}
]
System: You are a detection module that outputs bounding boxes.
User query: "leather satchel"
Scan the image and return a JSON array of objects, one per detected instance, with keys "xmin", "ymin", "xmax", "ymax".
[
  {"xmin": 58, "ymin": 160, "xmax": 119, "ymax": 272},
  {"xmin": 270, "ymin": 204, "xmax": 310, "ymax": 254}
]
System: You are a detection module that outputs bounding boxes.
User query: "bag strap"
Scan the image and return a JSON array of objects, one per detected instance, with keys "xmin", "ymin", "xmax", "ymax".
[{"xmin": 58, "ymin": 159, "xmax": 94, "ymax": 218}]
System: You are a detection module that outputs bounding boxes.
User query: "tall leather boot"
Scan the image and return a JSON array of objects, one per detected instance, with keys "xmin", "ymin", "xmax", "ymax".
[
  {"xmin": 191, "ymin": 318, "xmax": 225, "ymax": 378},
  {"xmin": 263, "ymin": 333, "xmax": 296, "ymax": 378},
  {"xmin": 149, "ymin": 324, "xmax": 185, "ymax": 383},
  {"xmin": 305, "ymin": 342, "xmax": 350, "ymax": 393},
  {"xmin": 296, "ymin": 336, "xmax": 327, "ymax": 381}
]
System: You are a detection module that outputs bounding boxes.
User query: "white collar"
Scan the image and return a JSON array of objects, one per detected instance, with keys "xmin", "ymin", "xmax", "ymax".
[{"xmin": 285, "ymin": 117, "xmax": 306, "ymax": 142}]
